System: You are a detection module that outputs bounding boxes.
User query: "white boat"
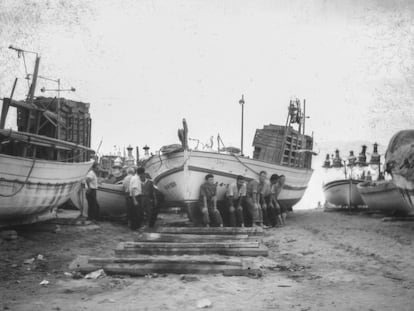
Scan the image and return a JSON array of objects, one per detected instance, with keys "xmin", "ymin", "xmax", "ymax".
[
  {"xmin": 0, "ymin": 47, "xmax": 94, "ymax": 227},
  {"xmin": 0, "ymin": 152, "xmax": 93, "ymax": 227},
  {"xmin": 357, "ymin": 181, "xmax": 414, "ymax": 214},
  {"xmin": 322, "ymin": 148, "xmax": 366, "ymax": 208},
  {"xmin": 323, "ymin": 179, "xmax": 364, "ymax": 208},
  {"xmin": 144, "ymin": 99, "xmax": 314, "ymax": 221},
  {"xmin": 96, "ymin": 182, "xmax": 127, "ymax": 217}
]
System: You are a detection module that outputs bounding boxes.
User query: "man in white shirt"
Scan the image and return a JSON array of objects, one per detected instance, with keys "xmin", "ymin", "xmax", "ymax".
[
  {"xmin": 122, "ymin": 167, "xmax": 135, "ymax": 228},
  {"xmin": 128, "ymin": 169, "xmax": 142, "ymax": 230},
  {"xmin": 85, "ymin": 162, "xmax": 99, "ymax": 220}
]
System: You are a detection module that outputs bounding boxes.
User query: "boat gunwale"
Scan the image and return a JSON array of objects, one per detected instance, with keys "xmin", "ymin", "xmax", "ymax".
[
  {"xmin": 0, "ymin": 153, "xmax": 94, "ymax": 167},
  {"xmin": 145, "ymin": 149, "xmax": 314, "ymax": 173}
]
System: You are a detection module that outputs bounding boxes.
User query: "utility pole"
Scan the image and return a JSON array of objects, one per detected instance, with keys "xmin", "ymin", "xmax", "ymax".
[{"xmin": 239, "ymin": 95, "xmax": 245, "ymax": 156}]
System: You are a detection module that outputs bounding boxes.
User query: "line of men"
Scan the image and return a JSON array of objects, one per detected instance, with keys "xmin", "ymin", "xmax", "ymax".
[{"xmin": 199, "ymin": 171, "xmax": 287, "ymax": 228}]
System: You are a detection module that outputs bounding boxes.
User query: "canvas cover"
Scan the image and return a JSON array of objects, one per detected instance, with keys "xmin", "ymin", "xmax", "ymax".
[{"xmin": 385, "ymin": 130, "xmax": 414, "ymax": 181}]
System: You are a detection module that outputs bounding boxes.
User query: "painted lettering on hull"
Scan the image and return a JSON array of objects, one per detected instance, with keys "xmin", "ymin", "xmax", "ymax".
[{"xmin": 164, "ymin": 181, "xmax": 177, "ymax": 190}]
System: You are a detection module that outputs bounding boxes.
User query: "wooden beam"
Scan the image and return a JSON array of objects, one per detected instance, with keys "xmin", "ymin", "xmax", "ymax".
[
  {"xmin": 77, "ymin": 263, "xmax": 261, "ymax": 276},
  {"xmin": 120, "ymin": 241, "xmax": 261, "ymax": 249},
  {"xmin": 69, "ymin": 256, "xmax": 260, "ymax": 276},
  {"xmin": 0, "ymin": 129, "xmax": 94, "ymax": 153},
  {"xmin": 88, "ymin": 256, "xmax": 243, "ymax": 266},
  {"xmin": 134, "ymin": 233, "xmax": 259, "ymax": 242},
  {"xmin": 156, "ymin": 227, "xmax": 264, "ymax": 236},
  {"xmin": 115, "ymin": 246, "xmax": 269, "ymax": 257}
]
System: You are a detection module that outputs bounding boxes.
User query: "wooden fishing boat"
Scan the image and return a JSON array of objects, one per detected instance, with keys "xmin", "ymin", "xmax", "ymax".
[
  {"xmin": 322, "ymin": 148, "xmax": 366, "ymax": 208},
  {"xmin": 352, "ymin": 135, "xmax": 414, "ymax": 214},
  {"xmin": 144, "ymin": 99, "xmax": 314, "ymax": 221},
  {"xmin": 0, "ymin": 46, "xmax": 94, "ymax": 227},
  {"xmin": 96, "ymin": 182, "xmax": 127, "ymax": 217},
  {"xmin": 323, "ymin": 179, "xmax": 364, "ymax": 208},
  {"xmin": 357, "ymin": 180, "xmax": 414, "ymax": 214}
]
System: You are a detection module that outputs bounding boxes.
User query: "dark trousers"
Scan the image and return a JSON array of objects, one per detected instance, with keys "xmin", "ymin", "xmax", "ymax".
[
  {"xmin": 86, "ymin": 189, "xmax": 99, "ymax": 220},
  {"xmin": 130, "ymin": 196, "xmax": 143, "ymax": 230},
  {"xmin": 261, "ymin": 196, "xmax": 271, "ymax": 226},
  {"xmin": 227, "ymin": 198, "xmax": 244, "ymax": 227},
  {"xmin": 244, "ymin": 196, "xmax": 260, "ymax": 226},
  {"xmin": 200, "ymin": 202, "xmax": 223, "ymax": 227},
  {"xmin": 267, "ymin": 201, "xmax": 281, "ymax": 227},
  {"xmin": 125, "ymin": 196, "xmax": 133, "ymax": 226},
  {"xmin": 130, "ymin": 196, "xmax": 155, "ymax": 230}
]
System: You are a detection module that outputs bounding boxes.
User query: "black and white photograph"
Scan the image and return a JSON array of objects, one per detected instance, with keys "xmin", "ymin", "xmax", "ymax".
[{"xmin": 1, "ymin": 0, "xmax": 414, "ymax": 310}]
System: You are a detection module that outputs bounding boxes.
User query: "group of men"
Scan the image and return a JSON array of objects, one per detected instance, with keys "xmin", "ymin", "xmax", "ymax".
[
  {"xmin": 122, "ymin": 166, "xmax": 161, "ymax": 230},
  {"xmin": 85, "ymin": 163, "xmax": 161, "ymax": 230},
  {"xmin": 85, "ymin": 163, "xmax": 287, "ymax": 229},
  {"xmin": 199, "ymin": 171, "xmax": 287, "ymax": 228}
]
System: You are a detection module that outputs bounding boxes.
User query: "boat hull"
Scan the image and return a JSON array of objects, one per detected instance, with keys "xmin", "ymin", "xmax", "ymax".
[
  {"xmin": 96, "ymin": 183, "xmax": 127, "ymax": 217},
  {"xmin": 357, "ymin": 181, "xmax": 414, "ymax": 214},
  {"xmin": 323, "ymin": 179, "xmax": 364, "ymax": 207},
  {"xmin": 0, "ymin": 153, "xmax": 93, "ymax": 227},
  {"xmin": 144, "ymin": 150, "xmax": 313, "ymax": 212}
]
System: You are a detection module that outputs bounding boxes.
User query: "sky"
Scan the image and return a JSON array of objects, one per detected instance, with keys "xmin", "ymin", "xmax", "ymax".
[{"xmin": 1, "ymin": 0, "xmax": 414, "ymax": 157}]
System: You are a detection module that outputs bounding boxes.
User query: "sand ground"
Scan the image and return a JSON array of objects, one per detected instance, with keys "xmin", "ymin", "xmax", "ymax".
[{"xmin": 1, "ymin": 209, "xmax": 413, "ymax": 311}]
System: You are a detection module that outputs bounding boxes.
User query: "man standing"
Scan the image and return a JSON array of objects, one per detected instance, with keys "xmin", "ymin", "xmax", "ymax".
[
  {"xmin": 226, "ymin": 175, "xmax": 246, "ymax": 227},
  {"xmin": 245, "ymin": 177, "xmax": 262, "ymax": 227},
  {"xmin": 122, "ymin": 167, "xmax": 135, "ymax": 228},
  {"xmin": 137, "ymin": 167, "xmax": 157, "ymax": 230},
  {"xmin": 199, "ymin": 174, "xmax": 223, "ymax": 227},
  {"xmin": 257, "ymin": 171, "xmax": 271, "ymax": 227},
  {"xmin": 129, "ymin": 168, "xmax": 142, "ymax": 230},
  {"xmin": 85, "ymin": 162, "xmax": 99, "ymax": 221}
]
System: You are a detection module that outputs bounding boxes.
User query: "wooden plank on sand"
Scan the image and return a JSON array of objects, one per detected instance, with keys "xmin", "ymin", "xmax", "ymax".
[
  {"xmin": 156, "ymin": 227, "xmax": 264, "ymax": 236},
  {"xmin": 115, "ymin": 246, "xmax": 269, "ymax": 257},
  {"xmin": 88, "ymin": 256, "xmax": 243, "ymax": 266},
  {"xmin": 77, "ymin": 262, "xmax": 261, "ymax": 276},
  {"xmin": 135, "ymin": 232, "xmax": 259, "ymax": 242},
  {"xmin": 120, "ymin": 241, "xmax": 260, "ymax": 249}
]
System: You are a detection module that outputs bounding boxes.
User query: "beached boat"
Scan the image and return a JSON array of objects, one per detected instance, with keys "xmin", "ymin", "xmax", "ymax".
[
  {"xmin": 355, "ymin": 137, "xmax": 414, "ymax": 214},
  {"xmin": 144, "ymin": 99, "xmax": 314, "ymax": 220},
  {"xmin": 323, "ymin": 179, "xmax": 364, "ymax": 208},
  {"xmin": 0, "ymin": 47, "xmax": 94, "ymax": 227},
  {"xmin": 357, "ymin": 181, "xmax": 414, "ymax": 214},
  {"xmin": 322, "ymin": 149, "xmax": 365, "ymax": 208},
  {"xmin": 96, "ymin": 182, "xmax": 127, "ymax": 217}
]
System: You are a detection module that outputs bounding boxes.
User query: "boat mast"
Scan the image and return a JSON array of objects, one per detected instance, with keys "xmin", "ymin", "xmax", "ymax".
[{"xmin": 239, "ymin": 95, "xmax": 245, "ymax": 156}]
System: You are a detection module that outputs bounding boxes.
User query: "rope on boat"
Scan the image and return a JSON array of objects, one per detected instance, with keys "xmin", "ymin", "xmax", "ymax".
[
  {"xmin": 0, "ymin": 156, "xmax": 36, "ymax": 197},
  {"xmin": 231, "ymin": 154, "xmax": 260, "ymax": 176}
]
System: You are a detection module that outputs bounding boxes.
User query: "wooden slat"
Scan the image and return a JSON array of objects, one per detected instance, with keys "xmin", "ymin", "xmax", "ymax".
[
  {"xmin": 120, "ymin": 241, "xmax": 260, "ymax": 249},
  {"xmin": 115, "ymin": 246, "xmax": 269, "ymax": 257},
  {"xmin": 156, "ymin": 227, "xmax": 264, "ymax": 236},
  {"xmin": 79, "ymin": 263, "xmax": 260, "ymax": 276},
  {"xmin": 88, "ymin": 256, "xmax": 243, "ymax": 266},
  {"xmin": 69, "ymin": 255, "xmax": 260, "ymax": 276},
  {"xmin": 134, "ymin": 232, "xmax": 258, "ymax": 242}
]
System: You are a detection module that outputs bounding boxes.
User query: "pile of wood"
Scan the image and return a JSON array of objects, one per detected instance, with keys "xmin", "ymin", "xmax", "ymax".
[{"xmin": 70, "ymin": 227, "xmax": 269, "ymax": 277}]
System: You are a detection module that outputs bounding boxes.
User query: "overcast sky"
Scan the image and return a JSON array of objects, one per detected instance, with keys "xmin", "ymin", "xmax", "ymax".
[{"xmin": 1, "ymin": 0, "xmax": 414, "ymax": 156}]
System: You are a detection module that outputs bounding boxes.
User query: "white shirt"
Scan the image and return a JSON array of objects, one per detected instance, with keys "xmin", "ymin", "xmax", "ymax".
[
  {"xmin": 226, "ymin": 182, "xmax": 246, "ymax": 199},
  {"xmin": 122, "ymin": 174, "xmax": 133, "ymax": 195},
  {"xmin": 85, "ymin": 170, "xmax": 98, "ymax": 189},
  {"xmin": 129, "ymin": 175, "xmax": 142, "ymax": 197}
]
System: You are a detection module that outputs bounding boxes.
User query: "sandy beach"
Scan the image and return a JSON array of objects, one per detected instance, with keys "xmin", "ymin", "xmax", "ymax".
[{"xmin": 1, "ymin": 209, "xmax": 413, "ymax": 311}]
